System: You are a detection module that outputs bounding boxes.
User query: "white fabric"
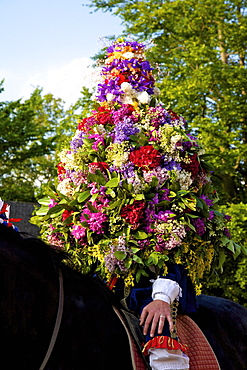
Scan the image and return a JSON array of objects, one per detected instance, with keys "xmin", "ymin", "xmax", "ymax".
[
  {"xmin": 152, "ymin": 278, "xmax": 182, "ymax": 304},
  {"xmin": 149, "ymin": 348, "xmax": 190, "ymax": 370}
]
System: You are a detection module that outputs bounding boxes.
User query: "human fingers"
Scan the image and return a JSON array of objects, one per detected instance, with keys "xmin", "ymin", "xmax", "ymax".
[{"xmin": 139, "ymin": 307, "xmax": 148, "ymax": 327}]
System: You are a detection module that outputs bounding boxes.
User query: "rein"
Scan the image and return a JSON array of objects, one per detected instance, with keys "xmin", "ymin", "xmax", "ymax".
[{"xmin": 39, "ymin": 269, "xmax": 64, "ymax": 370}]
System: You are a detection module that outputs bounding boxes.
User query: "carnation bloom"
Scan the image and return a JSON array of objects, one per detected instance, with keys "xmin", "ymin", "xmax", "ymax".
[
  {"xmin": 88, "ymin": 162, "xmax": 109, "ymax": 173},
  {"xmin": 129, "ymin": 145, "xmax": 162, "ymax": 171},
  {"xmin": 120, "ymin": 200, "xmax": 146, "ymax": 227}
]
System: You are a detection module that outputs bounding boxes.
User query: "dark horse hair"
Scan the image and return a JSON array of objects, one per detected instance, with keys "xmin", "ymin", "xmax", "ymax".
[
  {"xmin": 0, "ymin": 224, "xmax": 133, "ymax": 369},
  {"xmin": 1, "ymin": 223, "xmax": 247, "ymax": 370}
]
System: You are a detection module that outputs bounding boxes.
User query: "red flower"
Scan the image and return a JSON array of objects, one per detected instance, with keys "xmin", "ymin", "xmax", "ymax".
[
  {"xmin": 168, "ymin": 110, "xmax": 181, "ymax": 121},
  {"xmin": 57, "ymin": 162, "xmax": 66, "ymax": 175},
  {"xmin": 182, "ymin": 153, "xmax": 200, "ymax": 177},
  {"xmin": 78, "ymin": 117, "xmax": 93, "ymax": 132},
  {"xmin": 96, "ymin": 107, "xmax": 114, "ymax": 125},
  {"xmin": 129, "ymin": 146, "xmax": 161, "ymax": 171},
  {"xmin": 117, "ymin": 74, "xmax": 129, "ymax": 85},
  {"xmin": 120, "ymin": 200, "xmax": 146, "ymax": 227},
  {"xmin": 62, "ymin": 210, "xmax": 74, "ymax": 223},
  {"xmin": 89, "ymin": 162, "xmax": 109, "ymax": 173}
]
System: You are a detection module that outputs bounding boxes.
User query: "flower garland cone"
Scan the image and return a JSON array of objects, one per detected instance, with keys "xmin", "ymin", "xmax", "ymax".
[{"xmin": 34, "ymin": 39, "xmax": 239, "ymax": 291}]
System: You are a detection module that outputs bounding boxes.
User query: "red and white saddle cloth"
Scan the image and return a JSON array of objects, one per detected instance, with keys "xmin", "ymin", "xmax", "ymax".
[{"xmin": 114, "ymin": 307, "xmax": 221, "ymax": 370}]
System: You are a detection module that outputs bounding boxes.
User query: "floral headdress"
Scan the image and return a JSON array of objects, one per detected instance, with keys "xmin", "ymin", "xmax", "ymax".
[{"xmin": 34, "ymin": 39, "xmax": 240, "ymax": 291}]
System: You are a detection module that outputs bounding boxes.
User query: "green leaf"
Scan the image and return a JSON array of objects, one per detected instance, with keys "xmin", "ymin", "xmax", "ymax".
[
  {"xmin": 131, "ymin": 247, "xmax": 140, "ymax": 253},
  {"xmin": 124, "ymin": 258, "xmax": 132, "ymax": 269},
  {"xmin": 105, "ymin": 177, "xmax": 119, "ymax": 188},
  {"xmin": 63, "ymin": 215, "xmax": 73, "ymax": 225},
  {"xmin": 77, "ymin": 190, "xmax": 91, "ymax": 203},
  {"xmin": 36, "ymin": 206, "xmax": 49, "ymax": 216},
  {"xmin": 105, "ymin": 188, "xmax": 116, "ymax": 197},
  {"xmin": 136, "ymin": 269, "xmax": 149, "ymax": 283},
  {"xmin": 135, "ymin": 193, "xmax": 145, "ymax": 200},
  {"xmin": 150, "ymin": 176, "xmax": 159, "ymax": 188},
  {"xmin": 108, "ymin": 199, "xmax": 122, "ymax": 210},
  {"xmin": 47, "ymin": 204, "xmax": 66, "ymax": 215},
  {"xmin": 80, "ymin": 221, "xmax": 89, "ymax": 228},
  {"xmin": 133, "ymin": 255, "xmax": 144, "ymax": 264},
  {"xmin": 218, "ymin": 250, "xmax": 226, "ymax": 268},
  {"xmin": 38, "ymin": 197, "xmax": 51, "ymax": 206},
  {"xmin": 134, "ymin": 230, "xmax": 148, "ymax": 240},
  {"xmin": 86, "ymin": 203, "xmax": 98, "ymax": 213},
  {"xmin": 114, "ymin": 251, "xmax": 126, "ymax": 260},
  {"xmin": 226, "ymin": 240, "xmax": 235, "ymax": 253}
]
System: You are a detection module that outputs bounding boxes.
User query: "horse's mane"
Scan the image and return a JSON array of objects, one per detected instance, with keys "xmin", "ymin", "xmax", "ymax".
[{"xmin": 0, "ymin": 223, "xmax": 67, "ymax": 272}]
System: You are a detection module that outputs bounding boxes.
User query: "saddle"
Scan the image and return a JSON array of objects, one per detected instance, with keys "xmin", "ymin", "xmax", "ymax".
[{"xmin": 113, "ymin": 307, "xmax": 221, "ymax": 370}]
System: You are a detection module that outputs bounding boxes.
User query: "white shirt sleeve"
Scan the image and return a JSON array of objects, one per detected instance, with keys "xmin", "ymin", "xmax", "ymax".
[{"xmin": 152, "ymin": 278, "xmax": 182, "ymax": 304}]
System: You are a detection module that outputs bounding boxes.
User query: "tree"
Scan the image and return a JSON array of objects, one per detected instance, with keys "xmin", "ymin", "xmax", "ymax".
[
  {"xmin": 0, "ymin": 87, "xmax": 64, "ymax": 201},
  {"xmin": 0, "ymin": 84, "xmax": 94, "ymax": 202}
]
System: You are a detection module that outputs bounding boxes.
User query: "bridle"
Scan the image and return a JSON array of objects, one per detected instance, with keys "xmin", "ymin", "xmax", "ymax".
[{"xmin": 39, "ymin": 269, "xmax": 64, "ymax": 370}]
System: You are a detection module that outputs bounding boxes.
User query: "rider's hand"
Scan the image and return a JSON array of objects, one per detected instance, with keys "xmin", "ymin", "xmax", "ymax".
[{"xmin": 139, "ymin": 300, "xmax": 173, "ymax": 337}]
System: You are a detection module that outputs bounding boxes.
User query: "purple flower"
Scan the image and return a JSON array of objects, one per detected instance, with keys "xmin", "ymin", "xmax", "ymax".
[
  {"xmin": 80, "ymin": 208, "xmax": 108, "ymax": 234},
  {"xmin": 200, "ymin": 195, "xmax": 214, "ymax": 207},
  {"xmin": 71, "ymin": 225, "xmax": 86, "ymax": 239},
  {"xmin": 208, "ymin": 211, "xmax": 215, "ymax": 220},
  {"xmin": 224, "ymin": 214, "xmax": 231, "ymax": 221},
  {"xmin": 49, "ymin": 199, "xmax": 58, "ymax": 208},
  {"xmin": 120, "ymin": 162, "xmax": 136, "ymax": 179},
  {"xmin": 88, "ymin": 134, "xmax": 105, "ymax": 151},
  {"xmin": 156, "ymin": 210, "xmax": 176, "ymax": 222},
  {"xmin": 106, "ymin": 41, "xmax": 146, "ymax": 54},
  {"xmin": 193, "ymin": 218, "xmax": 206, "ymax": 236},
  {"xmin": 223, "ymin": 228, "xmax": 231, "ymax": 238},
  {"xmin": 113, "ymin": 117, "xmax": 140, "ymax": 143},
  {"xmin": 162, "ymin": 157, "xmax": 181, "ymax": 171},
  {"xmin": 160, "ymin": 188, "xmax": 172, "ymax": 201},
  {"xmin": 70, "ymin": 131, "xmax": 85, "ymax": 151}
]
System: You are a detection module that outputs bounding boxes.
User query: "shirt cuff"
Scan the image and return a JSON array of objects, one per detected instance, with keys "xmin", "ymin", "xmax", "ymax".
[{"xmin": 152, "ymin": 278, "xmax": 182, "ymax": 304}]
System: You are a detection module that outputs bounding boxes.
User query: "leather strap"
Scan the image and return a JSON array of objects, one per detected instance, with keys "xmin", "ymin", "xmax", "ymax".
[{"xmin": 39, "ymin": 270, "xmax": 64, "ymax": 370}]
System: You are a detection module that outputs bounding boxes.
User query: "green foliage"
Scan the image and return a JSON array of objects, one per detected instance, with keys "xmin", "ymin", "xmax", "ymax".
[
  {"xmin": 0, "ymin": 85, "xmax": 94, "ymax": 202},
  {"xmin": 202, "ymin": 202, "xmax": 247, "ymax": 307},
  {"xmin": 0, "ymin": 87, "xmax": 64, "ymax": 201}
]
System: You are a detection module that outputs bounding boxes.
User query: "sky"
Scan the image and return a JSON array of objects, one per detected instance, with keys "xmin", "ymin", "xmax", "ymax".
[{"xmin": 0, "ymin": 0, "xmax": 124, "ymax": 106}]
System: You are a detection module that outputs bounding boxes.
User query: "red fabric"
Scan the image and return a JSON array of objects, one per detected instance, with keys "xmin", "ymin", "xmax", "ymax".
[
  {"xmin": 177, "ymin": 315, "xmax": 221, "ymax": 370},
  {"xmin": 142, "ymin": 335, "xmax": 188, "ymax": 356}
]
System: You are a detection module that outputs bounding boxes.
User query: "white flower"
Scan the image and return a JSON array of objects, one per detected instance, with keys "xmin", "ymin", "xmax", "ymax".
[
  {"xmin": 153, "ymin": 87, "xmax": 161, "ymax": 96},
  {"xmin": 136, "ymin": 91, "xmax": 151, "ymax": 104},
  {"xmin": 120, "ymin": 95, "xmax": 135, "ymax": 105},
  {"xmin": 57, "ymin": 178, "xmax": 74, "ymax": 197},
  {"xmin": 122, "ymin": 52, "xmax": 135, "ymax": 59},
  {"xmin": 106, "ymin": 93, "xmax": 115, "ymax": 101},
  {"xmin": 59, "ymin": 149, "xmax": 77, "ymax": 169},
  {"xmin": 121, "ymin": 82, "xmax": 134, "ymax": 93},
  {"xmin": 94, "ymin": 124, "xmax": 106, "ymax": 135},
  {"xmin": 174, "ymin": 169, "xmax": 193, "ymax": 190},
  {"xmin": 170, "ymin": 134, "xmax": 182, "ymax": 149}
]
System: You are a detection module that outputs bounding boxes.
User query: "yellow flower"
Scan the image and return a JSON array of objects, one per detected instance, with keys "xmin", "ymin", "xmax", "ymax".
[{"xmin": 124, "ymin": 272, "xmax": 135, "ymax": 287}]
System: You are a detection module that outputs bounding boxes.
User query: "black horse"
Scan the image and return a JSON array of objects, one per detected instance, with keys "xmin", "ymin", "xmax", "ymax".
[{"xmin": 0, "ymin": 224, "xmax": 247, "ymax": 370}]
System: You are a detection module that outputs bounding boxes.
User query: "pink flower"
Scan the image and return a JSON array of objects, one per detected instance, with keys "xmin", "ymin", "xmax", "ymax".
[{"xmin": 71, "ymin": 225, "xmax": 86, "ymax": 239}]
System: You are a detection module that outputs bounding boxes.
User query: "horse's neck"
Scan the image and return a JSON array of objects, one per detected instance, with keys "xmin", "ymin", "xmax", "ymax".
[{"xmin": 1, "ymin": 260, "xmax": 59, "ymax": 368}]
